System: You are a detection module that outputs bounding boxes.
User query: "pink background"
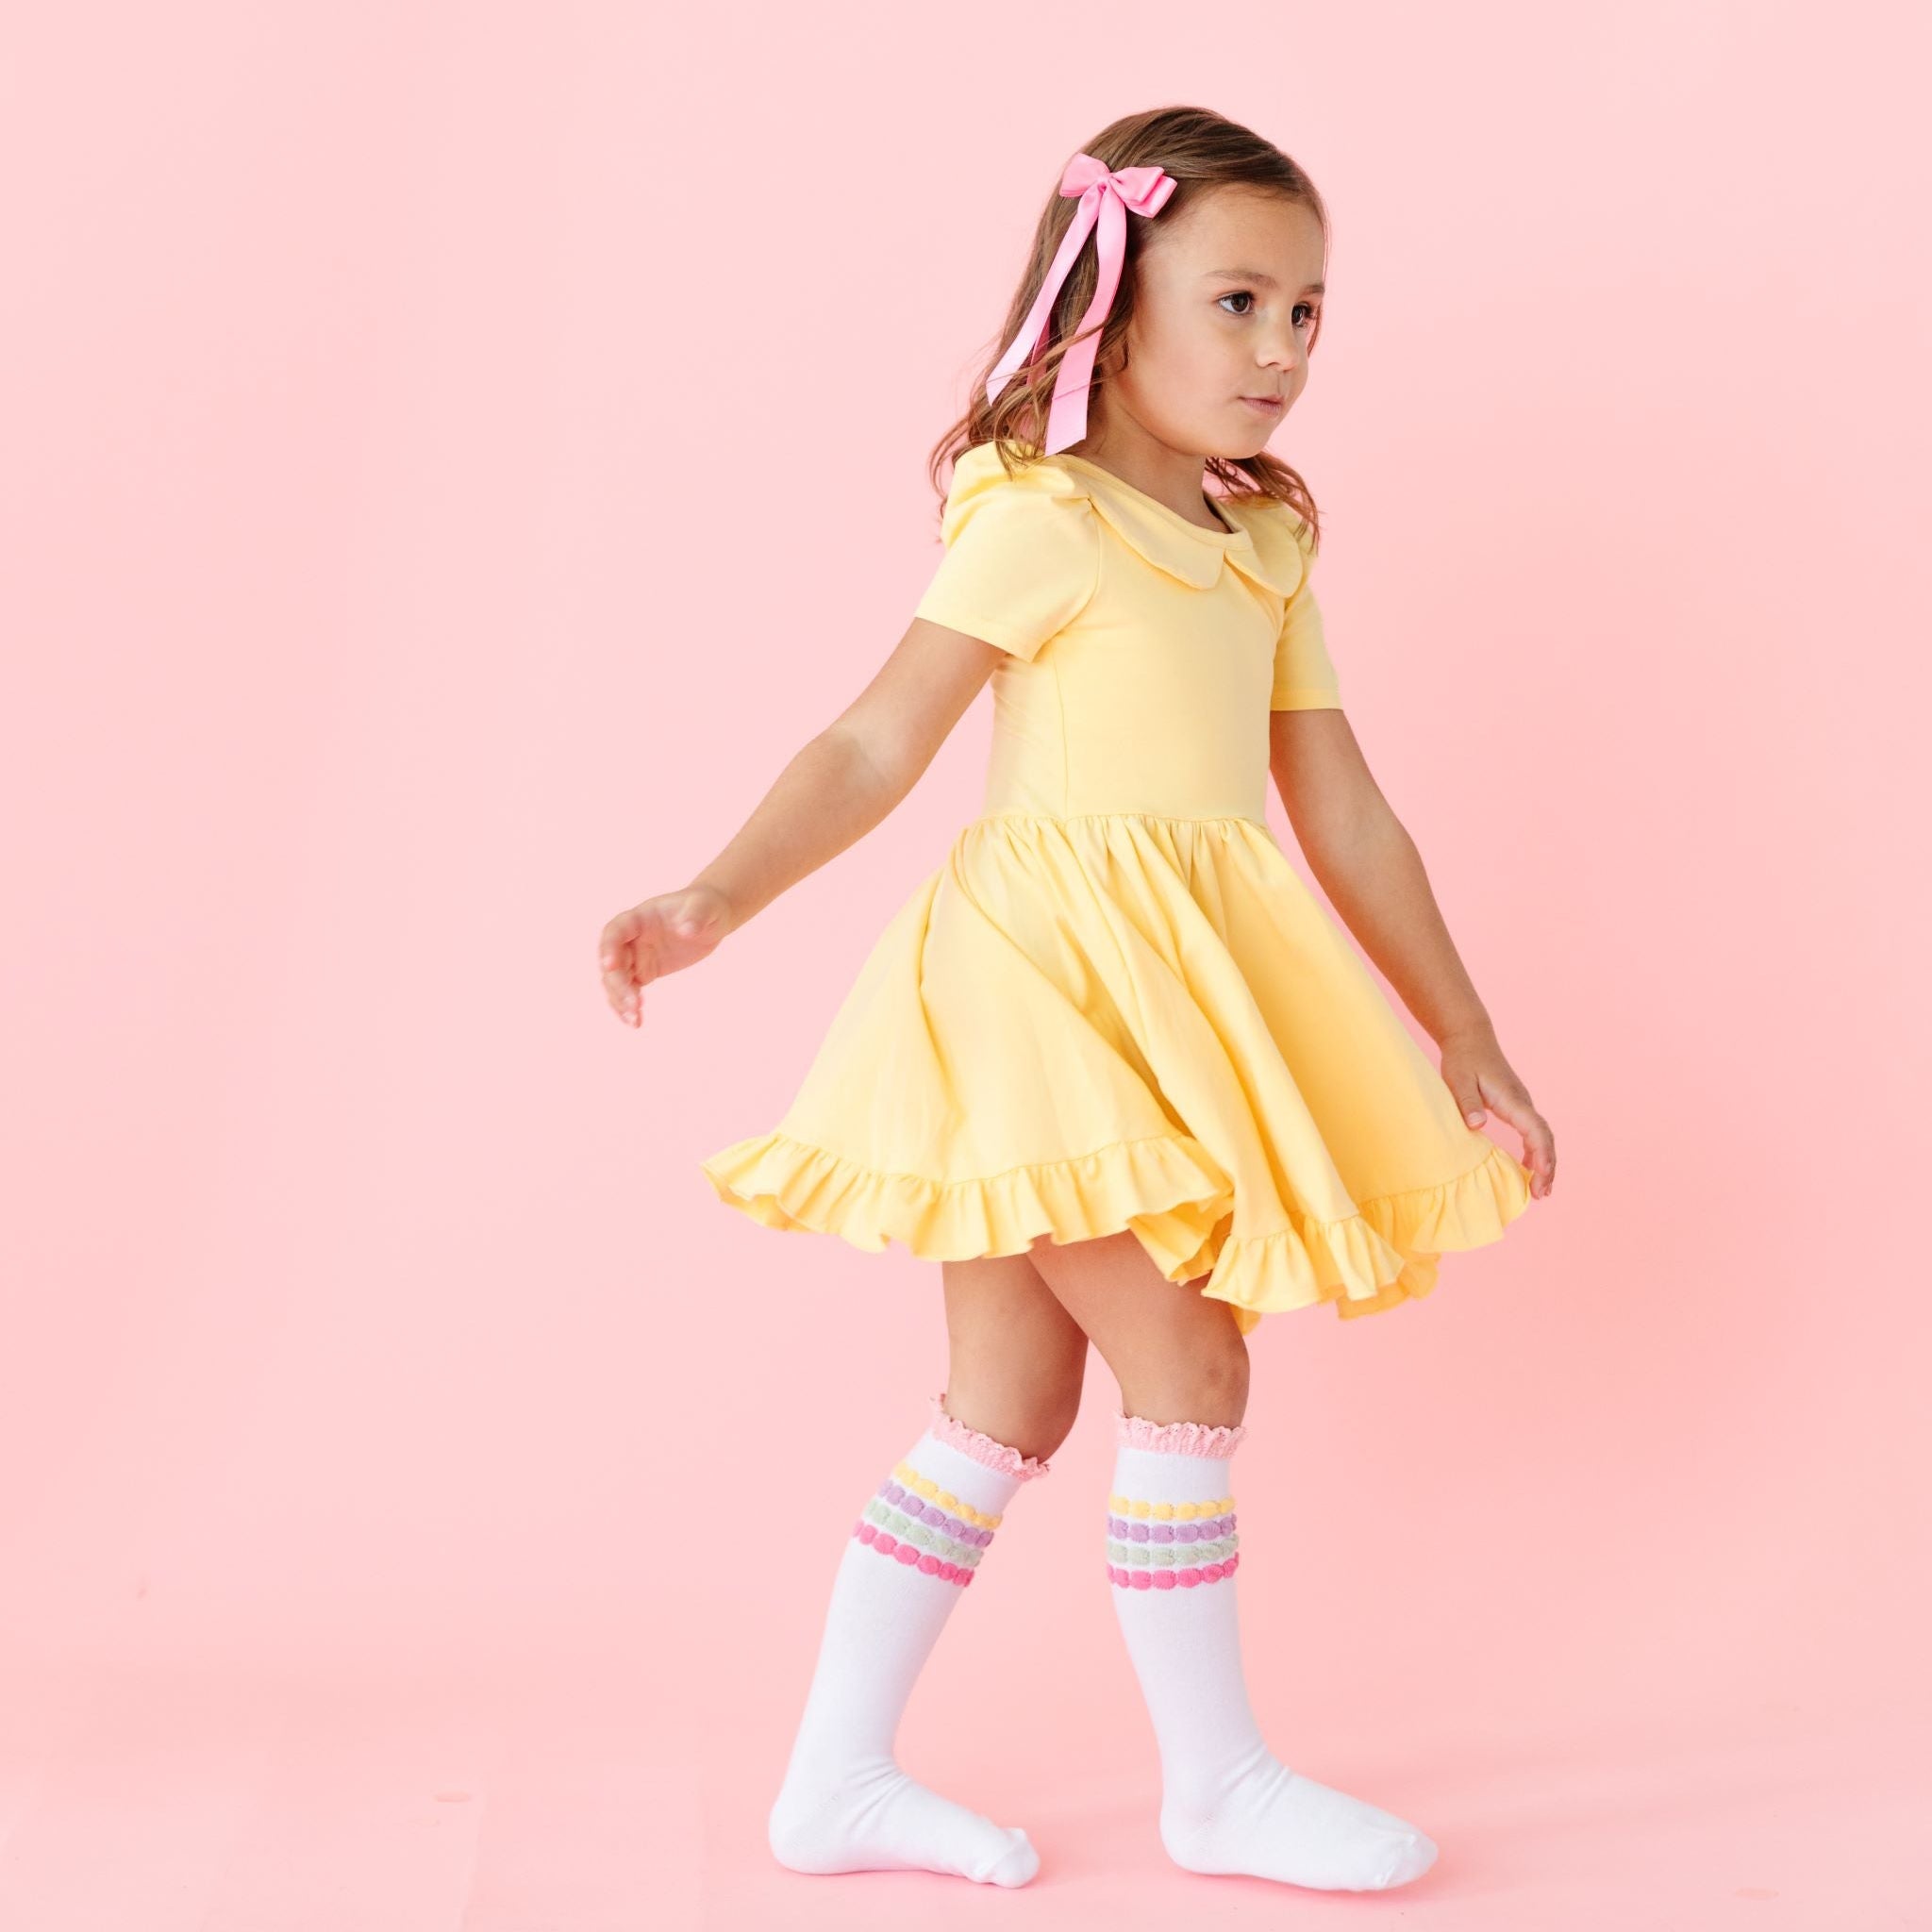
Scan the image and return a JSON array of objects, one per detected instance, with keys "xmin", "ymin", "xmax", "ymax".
[{"xmin": 4, "ymin": 4, "xmax": 1928, "ymax": 1926}]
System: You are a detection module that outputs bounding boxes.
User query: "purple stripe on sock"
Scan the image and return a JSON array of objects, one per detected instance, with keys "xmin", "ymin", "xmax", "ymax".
[
  {"xmin": 878, "ymin": 1479, "xmax": 994, "ymax": 1544},
  {"xmin": 1107, "ymin": 1512, "xmax": 1236, "ymax": 1541}
]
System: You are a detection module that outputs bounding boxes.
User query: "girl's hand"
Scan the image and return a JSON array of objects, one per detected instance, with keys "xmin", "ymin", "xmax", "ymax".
[
  {"xmin": 598, "ymin": 885, "xmax": 733, "ymax": 1028},
  {"xmin": 1438, "ymin": 1023, "xmax": 1556, "ymax": 1198}
]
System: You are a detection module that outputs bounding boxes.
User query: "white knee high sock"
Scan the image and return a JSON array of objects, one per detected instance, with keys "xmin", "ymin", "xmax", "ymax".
[
  {"xmin": 767, "ymin": 1390, "xmax": 1049, "ymax": 1887},
  {"xmin": 1105, "ymin": 1408, "xmax": 1439, "ymax": 1891}
]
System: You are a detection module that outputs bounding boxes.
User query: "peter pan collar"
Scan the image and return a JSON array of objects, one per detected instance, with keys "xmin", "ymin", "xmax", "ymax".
[
  {"xmin": 984, "ymin": 445, "xmax": 1307, "ymax": 599},
  {"xmin": 943, "ymin": 441, "xmax": 1311, "ymax": 600}
]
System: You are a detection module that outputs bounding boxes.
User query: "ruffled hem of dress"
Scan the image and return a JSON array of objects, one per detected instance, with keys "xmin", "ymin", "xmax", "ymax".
[
  {"xmin": 697, "ymin": 1127, "xmax": 1532, "ymax": 1333},
  {"xmin": 1191, "ymin": 1136, "xmax": 1537, "ymax": 1327},
  {"xmin": 697, "ymin": 1126, "xmax": 1237, "ymax": 1279}
]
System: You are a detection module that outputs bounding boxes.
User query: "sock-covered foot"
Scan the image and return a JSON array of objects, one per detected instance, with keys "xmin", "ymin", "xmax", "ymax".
[
  {"xmin": 766, "ymin": 1391, "xmax": 1049, "ymax": 1888},
  {"xmin": 768, "ymin": 1757, "xmax": 1039, "ymax": 1885},
  {"xmin": 1105, "ymin": 1408, "xmax": 1438, "ymax": 1892},
  {"xmin": 1156, "ymin": 1745, "xmax": 1438, "ymax": 1889}
]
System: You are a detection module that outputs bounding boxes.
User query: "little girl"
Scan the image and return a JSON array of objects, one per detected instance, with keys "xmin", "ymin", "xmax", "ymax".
[{"xmin": 600, "ymin": 105, "xmax": 1557, "ymax": 1894}]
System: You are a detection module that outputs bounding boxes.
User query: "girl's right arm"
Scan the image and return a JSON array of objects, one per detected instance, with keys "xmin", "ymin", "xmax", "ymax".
[{"xmin": 597, "ymin": 618, "xmax": 1005, "ymax": 1026}]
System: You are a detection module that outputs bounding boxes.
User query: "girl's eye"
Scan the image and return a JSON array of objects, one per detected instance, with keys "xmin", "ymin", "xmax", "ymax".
[{"xmin": 1216, "ymin": 291, "xmax": 1322, "ymax": 331}]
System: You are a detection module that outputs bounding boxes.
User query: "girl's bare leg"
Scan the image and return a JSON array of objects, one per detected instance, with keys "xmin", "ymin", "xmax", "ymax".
[
  {"xmin": 939, "ymin": 1248, "xmax": 1090, "ymax": 1459},
  {"xmin": 766, "ymin": 1249, "xmax": 1082, "ymax": 1890},
  {"xmin": 1024, "ymin": 1228, "xmax": 1440, "ymax": 1894},
  {"xmin": 1023, "ymin": 1228, "xmax": 1250, "ymax": 1428}
]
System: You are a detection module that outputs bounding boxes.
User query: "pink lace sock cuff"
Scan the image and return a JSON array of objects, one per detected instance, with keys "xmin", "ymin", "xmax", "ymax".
[
  {"xmin": 1115, "ymin": 1407, "xmax": 1248, "ymax": 1458},
  {"xmin": 928, "ymin": 1391, "xmax": 1053, "ymax": 1481}
]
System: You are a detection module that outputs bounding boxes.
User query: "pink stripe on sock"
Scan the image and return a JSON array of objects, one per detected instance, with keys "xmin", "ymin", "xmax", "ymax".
[
  {"xmin": 1114, "ymin": 1409, "xmax": 1248, "ymax": 1457},
  {"xmin": 1106, "ymin": 1553, "xmax": 1239, "ymax": 1588},
  {"xmin": 928, "ymin": 1391, "xmax": 1052, "ymax": 1480},
  {"xmin": 854, "ymin": 1520, "xmax": 973, "ymax": 1585}
]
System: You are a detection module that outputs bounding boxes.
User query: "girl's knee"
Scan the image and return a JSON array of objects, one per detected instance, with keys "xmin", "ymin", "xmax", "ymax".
[
  {"xmin": 941, "ymin": 1363, "xmax": 1084, "ymax": 1463},
  {"xmin": 1116, "ymin": 1313, "xmax": 1250, "ymax": 1428}
]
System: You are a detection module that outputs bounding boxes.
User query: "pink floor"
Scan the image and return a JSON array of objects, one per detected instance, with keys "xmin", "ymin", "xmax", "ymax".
[{"xmin": 0, "ymin": 1648, "xmax": 1921, "ymax": 1928}]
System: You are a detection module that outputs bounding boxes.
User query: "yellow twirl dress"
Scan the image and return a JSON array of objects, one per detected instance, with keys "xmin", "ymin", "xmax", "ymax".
[{"xmin": 698, "ymin": 443, "xmax": 1533, "ymax": 1332}]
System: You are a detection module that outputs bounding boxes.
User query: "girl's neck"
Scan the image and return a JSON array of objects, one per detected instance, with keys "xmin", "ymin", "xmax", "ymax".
[{"xmin": 1059, "ymin": 441, "xmax": 1232, "ymax": 535}]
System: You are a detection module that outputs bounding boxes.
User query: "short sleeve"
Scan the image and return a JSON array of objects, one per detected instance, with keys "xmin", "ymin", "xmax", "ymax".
[
  {"xmin": 1269, "ymin": 569, "xmax": 1341, "ymax": 710},
  {"xmin": 913, "ymin": 468, "xmax": 1102, "ymax": 661}
]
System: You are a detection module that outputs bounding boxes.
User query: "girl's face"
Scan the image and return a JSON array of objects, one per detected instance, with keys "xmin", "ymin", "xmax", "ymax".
[{"xmin": 1095, "ymin": 188, "xmax": 1325, "ymax": 464}]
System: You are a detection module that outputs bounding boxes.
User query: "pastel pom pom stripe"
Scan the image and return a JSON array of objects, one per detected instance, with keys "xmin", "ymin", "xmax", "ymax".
[
  {"xmin": 849, "ymin": 1458, "xmax": 1005, "ymax": 1588},
  {"xmin": 1108, "ymin": 1493, "xmax": 1235, "ymax": 1519},
  {"xmin": 1107, "ymin": 1554, "xmax": 1240, "ymax": 1589},
  {"xmin": 1108, "ymin": 1533, "xmax": 1239, "ymax": 1565},
  {"xmin": 894, "ymin": 1459, "xmax": 1004, "ymax": 1530},
  {"xmin": 1107, "ymin": 1491, "xmax": 1241, "ymax": 1588}
]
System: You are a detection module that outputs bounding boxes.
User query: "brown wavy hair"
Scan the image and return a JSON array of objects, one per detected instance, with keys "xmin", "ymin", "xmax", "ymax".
[{"xmin": 927, "ymin": 105, "xmax": 1330, "ymax": 550}]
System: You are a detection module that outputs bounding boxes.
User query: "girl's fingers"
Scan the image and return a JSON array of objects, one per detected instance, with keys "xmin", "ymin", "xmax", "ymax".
[
  {"xmin": 604, "ymin": 973, "xmax": 636, "ymax": 1022},
  {"xmin": 598, "ymin": 910, "xmax": 635, "ymax": 972},
  {"xmin": 1446, "ymin": 1063, "xmax": 1489, "ymax": 1126},
  {"xmin": 599, "ymin": 911, "xmax": 644, "ymax": 1021},
  {"xmin": 1504, "ymin": 1105, "xmax": 1554, "ymax": 1186},
  {"xmin": 1474, "ymin": 1074, "xmax": 1556, "ymax": 1195},
  {"xmin": 1524, "ymin": 1114, "xmax": 1557, "ymax": 1189},
  {"xmin": 600, "ymin": 901, "xmax": 701, "ymax": 1026}
]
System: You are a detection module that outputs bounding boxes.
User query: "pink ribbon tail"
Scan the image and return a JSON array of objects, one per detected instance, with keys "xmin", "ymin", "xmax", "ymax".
[{"xmin": 983, "ymin": 153, "xmax": 1175, "ymax": 454}]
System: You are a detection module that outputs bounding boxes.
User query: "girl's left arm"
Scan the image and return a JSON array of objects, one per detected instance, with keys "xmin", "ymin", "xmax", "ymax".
[{"xmin": 1269, "ymin": 708, "xmax": 1556, "ymax": 1197}]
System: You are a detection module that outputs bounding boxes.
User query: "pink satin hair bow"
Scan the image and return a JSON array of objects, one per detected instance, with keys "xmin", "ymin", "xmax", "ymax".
[{"xmin": 983, "ymin": 152, "xmax": 1177, "ymax": 454}]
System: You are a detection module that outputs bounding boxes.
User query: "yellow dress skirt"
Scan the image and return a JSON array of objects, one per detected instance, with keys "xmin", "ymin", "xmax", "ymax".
[{"xmin": 697, "ymin": 444, "xmax": 1534, "ymax": 1333}]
